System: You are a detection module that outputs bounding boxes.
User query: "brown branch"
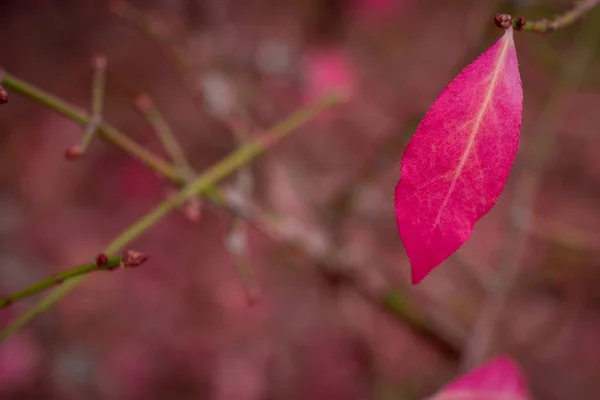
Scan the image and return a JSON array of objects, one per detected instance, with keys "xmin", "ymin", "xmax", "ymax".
[{"xmin": 218, "ymin": 188, "xmax": 464, "ymax": 357}]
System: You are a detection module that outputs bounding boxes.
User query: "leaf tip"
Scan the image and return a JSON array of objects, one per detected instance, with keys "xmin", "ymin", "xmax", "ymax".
[{"xmin": 411, "ymin": 267, "xmax": 427, "ymax": 285}]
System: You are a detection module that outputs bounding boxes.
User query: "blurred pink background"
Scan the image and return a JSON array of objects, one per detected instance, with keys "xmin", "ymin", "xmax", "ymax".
[{"xmin": 1, "ymin": 0, "xmax": 600, "ymax": 398}]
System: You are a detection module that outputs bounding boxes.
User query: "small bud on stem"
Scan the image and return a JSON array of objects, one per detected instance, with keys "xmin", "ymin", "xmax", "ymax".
[
  {"xmin": 122, "ymin": 250, "xmax": 148, "ymax": 267},
  {"xmin": 64, "ymin": 144, "xmax": 86, "ymax": 160},
  {"xmin": 494, "ymin": 14, "xmax": 513, "ymax": 29},
  {"xmin": 133, "ymin": 92, "xmax": 153, "ymax": 111},
  {"xmin": 515, "ymin": 17, "xmax": 527, "ymax": 31},
  {"xmin": 92, "ymin": 54, "xmax": 107, "ymax": 70},
  {"xmin": 96, "ymin": 253, "xmax": 109, "ymax": 267}
]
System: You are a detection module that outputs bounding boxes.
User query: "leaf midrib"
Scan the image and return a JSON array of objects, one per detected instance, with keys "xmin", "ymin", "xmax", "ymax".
[{"xmin": 432, "ymin": 31, "xmax": 513, "ymax": 230}]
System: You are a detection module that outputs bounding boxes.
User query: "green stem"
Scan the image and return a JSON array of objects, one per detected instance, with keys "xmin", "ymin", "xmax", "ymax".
[
  {"xmin": 0, "ymin": 73, "xmax": 185, "ymax": 184},
  {"xmin": 0, "ymin": 93, "xmax": 339, "ymax": 342},
  {"xmin": 80, "ymin": 55, "xmax": 107, "ymax": 150},
  {"xmin": 0, "ymin": 256, "xmax": 121, "ymax": 309},
  {"xmin": 516, "ymin": 0, "xmax": 600, "ymax": 33},
  {"xmin": 134, "ymin": 93, "xmax": 195, "ymax": 180},
  {"xmin": 106, "ymin": 93, "xmax": 339, "ymax": 255}
]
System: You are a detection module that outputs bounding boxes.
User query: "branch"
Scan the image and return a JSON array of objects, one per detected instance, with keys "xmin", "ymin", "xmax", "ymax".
[
  {"xmin": 0, "ymin": 93, "xmax": 340, "ymax": 342},
  {"xmin": 224, "ymin": 117, "xmax": 262, "ymax": 304},
  {"xmin": 134, "ymin": 93, "xmax": 203, "ymax": 221},
  {"xmin": 0, "ymin": 72, "xmax": 185, "ymax": 184},
  {"xmin": 109, "ymin": 0, "xmax": 202, "ymax": 101},
  {"xmin": 0, "ymin": 72, "xmax": 460, "ymax": 354},
  {"xmin": 133, "ymin": 93, "xmax": 195, "ymax": 180},
  {"xmin": 502, "ymin": 0, "xmax": 600, "ymax": 33},
  {"xmin": 0, "ymin": 60, "xmax": 460, "ymax": 356},
  {"xmin": 109, "ymin": 0, "xmax": 190, "ymax": 72},
  {"xmin": 65, "ymin": 55, "xmax": 108, "ymax": 159},
  {"xmin": 0, "ymin": 250, "xmax": 147, "ymax": 309},
  {"xmin": 214, "ymin": 189, "xmax": 464, "ymax": 357}
]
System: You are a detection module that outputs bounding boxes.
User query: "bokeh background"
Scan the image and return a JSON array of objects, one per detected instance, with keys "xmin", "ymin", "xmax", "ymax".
[{"xmin": 1, "ymin": 0, "xmax": 600, "ymax": 398}]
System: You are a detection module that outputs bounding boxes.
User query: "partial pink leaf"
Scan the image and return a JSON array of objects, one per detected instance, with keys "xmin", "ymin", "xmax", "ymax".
[
  {"xmin": 395, "ymin": 27, "xmax": 523, "ymax": 284},
  {"xmin": 428, "ymin": 355, "xmax": 531, "ymax": 400}
]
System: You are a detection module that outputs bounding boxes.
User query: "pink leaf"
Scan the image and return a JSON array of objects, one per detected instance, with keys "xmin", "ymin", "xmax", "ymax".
[
  {"xmin": 395, "ymin": 27, "xmax": 522, "ymax": 284},
  {"xmin": 428, "ymin": 355, "xmax": 532, "ymax": 400}
]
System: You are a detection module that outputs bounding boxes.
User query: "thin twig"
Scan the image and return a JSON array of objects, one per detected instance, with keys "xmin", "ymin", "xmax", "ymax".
[
  {"xmin": 224, "ymin": 115, "xmax": 262, "ymax": 303},
  {"xmin": 109, "ymin": 0, "xmax": 200, "ymax": 98},
  {"xmin": 217, "ymin": 190, "xmax": 464, "ymax": 357},
  {"xmin": 0, "ymin": 250, "xmax": 147, "ymax": 309},
  {"xmin": 66, "ymin": 55, "xmax": 108, "ymax": 159},
  {"xmin": 0, "ymin": 93, "xmax": 340, "ymax": 343},
  {"xmin": 0, "ymin": 71, "xmax": 185, "ymax": 184},
  {"xmin": 134, "ymin": 93, "xmax": 203, "ymax": 221},
  {"xmin": 513, "ymin": 0, "xmax": 600, "ymax": 33},
  {"xmin": 133, "ymin": 93, "xmax": 195, "ymax": 179},
  {"xmin": 226, "ymin": 219, "xmax": 262, "ymax": 304},
  {"xmin": 82, "ymin": 55, "xmax": 108, "ymax": 149},
  {"xmin": 460, "ymin": 13, "xmax": 600, "ymax": 370}
]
